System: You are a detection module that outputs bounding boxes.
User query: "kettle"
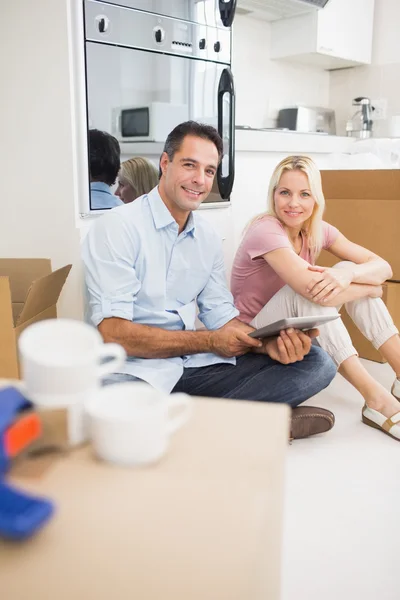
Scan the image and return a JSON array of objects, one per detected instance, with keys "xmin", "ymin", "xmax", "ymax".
[{"xmin": 346, "ymin": 97, "xmax": 375, "ymax": 138}]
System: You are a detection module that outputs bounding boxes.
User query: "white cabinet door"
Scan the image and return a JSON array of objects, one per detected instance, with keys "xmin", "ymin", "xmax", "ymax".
[
  {"xmin": 271, "ymin": 0, "xmax": 375, "ymax": 69},
  {"xmin": 317, "ymin": 0, "xmax": 375, "ymax": 64}
]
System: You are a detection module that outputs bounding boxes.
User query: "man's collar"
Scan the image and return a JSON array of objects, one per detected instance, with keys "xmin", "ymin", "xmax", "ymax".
[{"xmin": 148, "ymin": 186, "xmax": 197, "ymax": 237}]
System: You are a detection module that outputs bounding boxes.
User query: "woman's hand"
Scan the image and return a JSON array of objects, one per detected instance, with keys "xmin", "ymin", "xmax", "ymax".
[{"xmin": 306, "ymin": 265, "xmax": 355, "ymax": 304}]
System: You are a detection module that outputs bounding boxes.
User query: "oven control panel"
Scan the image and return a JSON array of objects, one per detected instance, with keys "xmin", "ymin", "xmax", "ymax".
[{"xmin": 85, "ymin": 0, "xmax": 231, "ymax": 65}]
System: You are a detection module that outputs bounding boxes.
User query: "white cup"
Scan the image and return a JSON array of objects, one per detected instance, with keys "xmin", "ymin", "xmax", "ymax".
[
  {"xmin": 18, "ymin": 319, "xmax": 126, "ymax": 445},
  {"xmin": 85, "ymin": 382, "xmax": 193, "ymax": 466}
]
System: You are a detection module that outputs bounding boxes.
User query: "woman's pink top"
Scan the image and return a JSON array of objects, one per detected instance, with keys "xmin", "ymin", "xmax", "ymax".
[{"xmin": 231, "ymin": 216, "xmax": 339, "ymax": 323}]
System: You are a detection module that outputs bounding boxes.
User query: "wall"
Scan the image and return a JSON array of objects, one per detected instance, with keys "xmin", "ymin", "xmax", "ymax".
[
  {"xmin": 1, "ymin": 0, "xmax": 84, "ymax": 319},
  {"xmin": 232, "ymin": 15, "xmax": 330, "ymax": 129},
  {"xmin": 330, "ymin": 0, "xmax": 400, "ymax": 137}
]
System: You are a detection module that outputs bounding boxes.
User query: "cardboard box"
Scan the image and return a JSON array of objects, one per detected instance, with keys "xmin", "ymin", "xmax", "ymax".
[
  {"xmin": 0, "ymin": 259, "xmax": 71, "ymax": 379},
  {"xmin": 318, "ymin": 170, "xmax": 400, "ymax": 362},
  {"xmin": 319, "ymin": 169, "xmax": 400, "ymax": 280}
]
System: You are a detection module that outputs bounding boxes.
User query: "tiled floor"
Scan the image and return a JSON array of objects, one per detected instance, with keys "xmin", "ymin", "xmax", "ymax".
[{"xmin": 282, "ymin": 359, "xmax": 400, "ymax": 600}]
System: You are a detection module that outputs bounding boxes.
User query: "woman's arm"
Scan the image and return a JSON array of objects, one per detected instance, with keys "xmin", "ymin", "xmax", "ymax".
[
  {"xmin": 263, "ymin": 247, "xmax": 381, "ymax": 307},
  {"xmin": 322, "ymin": 233, "xmax": 392, "ymax": 284},
  {"xmin": 305, "ymin": 232, "xmax": 391, "ymax": 303}
]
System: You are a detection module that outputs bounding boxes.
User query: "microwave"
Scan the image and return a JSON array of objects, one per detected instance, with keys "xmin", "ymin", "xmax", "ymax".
[{"xmin": 111, "ymin": 102, "xmax": 188, "ymax": 143}]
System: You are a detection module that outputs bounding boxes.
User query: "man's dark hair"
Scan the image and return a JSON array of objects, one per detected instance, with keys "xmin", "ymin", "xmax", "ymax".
[
  {"xmin": 159, "ymin": 121, "xmax": 223, "ymax": 178},
  {"xmin": 89, "ymin": 129, "xmax": 121, "ymax": 186}
]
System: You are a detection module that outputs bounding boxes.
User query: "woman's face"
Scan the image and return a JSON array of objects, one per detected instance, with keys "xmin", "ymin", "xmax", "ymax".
[
  {"xmin": 273, "ymin": 169, "xmax": 316, "ymax": 231},
  {"xmin": 115, "ymin": 176, "xmax": 136, "ymax": 204}
]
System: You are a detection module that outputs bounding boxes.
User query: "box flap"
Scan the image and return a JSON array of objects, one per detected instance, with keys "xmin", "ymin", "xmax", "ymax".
[
  {"xmin": 12, "ymin": 303, "xmax": 24, "ymax": 326},
  {"xmin": 321, "ymin": 170, "xmax": 400, "ymax": 200},
  {"xmin": 0, "ymin": 259, "xmax": 52, "ymax": 303},
  {"xmin": 17, "ymin": 264, "xmax": 72, "ymax": 326},
  {"xmin": 15, "ymin": 305, "xmax": 57, "ymax": 341},
  {"xmin": 0, "ymin": 277, "xmax": 19, "ymax": 379}
]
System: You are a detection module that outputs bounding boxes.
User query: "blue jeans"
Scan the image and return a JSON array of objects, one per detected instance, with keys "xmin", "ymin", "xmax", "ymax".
[{"xmin": 102, "ymin": 346, "xmax": 336, "ymax": 408}]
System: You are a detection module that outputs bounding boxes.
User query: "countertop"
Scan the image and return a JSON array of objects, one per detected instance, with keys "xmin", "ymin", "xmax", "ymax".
[
  {"xmin": 235, "ymin": 128, "xmax": 355, "ymax": 154},
  {"xmin": 117, "ymin": 133, "xmax": 400, "ymax": 160}
]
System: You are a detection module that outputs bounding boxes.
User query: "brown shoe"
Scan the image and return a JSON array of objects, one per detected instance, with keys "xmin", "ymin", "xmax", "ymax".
[{"xmin": 290, "ymin": 406, "xmax": 335, "ymax": 440}]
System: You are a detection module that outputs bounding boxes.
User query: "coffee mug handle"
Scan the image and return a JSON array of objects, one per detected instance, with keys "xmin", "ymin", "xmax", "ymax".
[
  {"xmin": 96, "ymin": 343, "xmax": 127, "ymax": 378},
  {"xmin": 166, "ymin": 393, "xmax": 193, "ymax": 435}
]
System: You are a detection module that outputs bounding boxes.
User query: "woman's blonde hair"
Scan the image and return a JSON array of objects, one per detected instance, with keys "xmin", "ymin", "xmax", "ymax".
[
  {"xmin": 249, "ymin": 155, "xmax": 326, "ymax": 262},
  {"xmin": 119, "ymin": 157, "xmax": 159, "ymax": 200}
]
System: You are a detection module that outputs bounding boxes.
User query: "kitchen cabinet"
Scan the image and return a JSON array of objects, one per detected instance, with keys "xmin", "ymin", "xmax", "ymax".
[{"xmin": 270, "ymin": 0, "xmax": 375, "ymax": 70}]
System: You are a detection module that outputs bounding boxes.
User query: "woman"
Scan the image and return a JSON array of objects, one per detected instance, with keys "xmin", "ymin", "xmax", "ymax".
[
  {"xmin": 115, "ymin": 157, "xmax": 158, "ymax": 204},
  {"xmin": 231, "ymin": 155, "xmax": 400, "ymax": 441}
]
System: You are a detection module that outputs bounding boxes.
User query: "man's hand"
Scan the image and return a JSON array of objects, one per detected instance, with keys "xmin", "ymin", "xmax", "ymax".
[
  {"xmin": 254, "ymin": 328, "xmax": 319, "ymax": 364},
  {"xmin": 209, "ymin": 326, "xmax": 262, "ymax": 357},
  {"xmin": 307, "ymin": 264, "xmax": 354, "ymax": 304}
]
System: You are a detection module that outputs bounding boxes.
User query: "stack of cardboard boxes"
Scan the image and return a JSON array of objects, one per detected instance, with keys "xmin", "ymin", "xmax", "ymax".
[{"xmin": 320, "ymin": 170, "xmax": 400, "ymax": 363}]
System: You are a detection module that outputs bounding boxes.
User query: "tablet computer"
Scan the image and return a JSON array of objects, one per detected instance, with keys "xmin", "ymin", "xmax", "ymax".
[{"xmin": 248, "ymin": 314, "xmax": 340, "ymax": 339}]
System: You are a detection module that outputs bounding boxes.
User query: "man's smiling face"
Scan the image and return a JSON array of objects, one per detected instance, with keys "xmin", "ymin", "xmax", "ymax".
[{"xmin": 159, "ymin": 134, "xmax": 219, "ymax": 216}]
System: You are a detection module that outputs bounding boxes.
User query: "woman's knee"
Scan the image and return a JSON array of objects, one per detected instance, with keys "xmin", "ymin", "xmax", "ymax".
[{"xmin": 295, "ymin": 288, "xmax": 338, "ymax": 315}]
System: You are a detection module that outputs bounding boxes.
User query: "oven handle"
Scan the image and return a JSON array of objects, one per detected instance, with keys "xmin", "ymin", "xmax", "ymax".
[
  {"xmin": 217, "ymin": 67, "xmax": 235, "ymax": 200},
  {"xmin": 219, "ymin": 0, "xmax": 237, "ymax": 27}
]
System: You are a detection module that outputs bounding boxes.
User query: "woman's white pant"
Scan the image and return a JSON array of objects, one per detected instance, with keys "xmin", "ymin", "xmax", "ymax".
[{"xmin": 250, "ymin": 262, "xmax": 399, "ymax": 367}]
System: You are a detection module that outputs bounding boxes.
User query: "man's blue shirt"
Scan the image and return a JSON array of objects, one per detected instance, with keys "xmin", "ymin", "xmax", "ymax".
[{"xmin": 82, "ymin": 186, "xmax": 239, "ymax": 392}]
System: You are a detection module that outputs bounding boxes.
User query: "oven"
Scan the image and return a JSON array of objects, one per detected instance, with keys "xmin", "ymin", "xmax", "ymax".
[{"xmin": 83, "ymin": 0, "xmax": 237, "ymax": 208}]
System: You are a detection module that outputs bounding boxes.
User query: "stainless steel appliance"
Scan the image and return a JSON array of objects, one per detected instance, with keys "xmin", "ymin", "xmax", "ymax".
[
  {"xmin": 277, "ymin": 106, "xmax": 336, "ymax": 134},
  {"xmin": 346, "ymin": 96, "xmax": 374, "ymax": 139},
  {"xmin": 84, "ymin": 0, "xmax": 237, "ymax": 208}
]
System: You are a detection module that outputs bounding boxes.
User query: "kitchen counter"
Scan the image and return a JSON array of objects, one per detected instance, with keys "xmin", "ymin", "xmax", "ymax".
[
  {"xmin": 235, "ymin": 129, "xmax": 355, "ymax": 154},
  {"xmin": 350, "ymin": 137, "xmax": 400, "ymax": 168},
  {"xmin": 118, "ymin": 131, "xmax": 355, "ymax": 158}
]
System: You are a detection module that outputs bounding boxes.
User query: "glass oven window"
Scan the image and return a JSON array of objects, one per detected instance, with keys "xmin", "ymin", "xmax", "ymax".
[{"xmin": 86, "ymin": 41, "xmax": 230, "ymax": 209}]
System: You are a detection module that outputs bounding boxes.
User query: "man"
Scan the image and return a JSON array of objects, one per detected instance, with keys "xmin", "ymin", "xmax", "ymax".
[
  {"xmin": 88, "ymin": 129, "xmax": 123, "ymax": 210},
  {"xmin": 82, "ymin": 121, "xmax": 336, "ymax": 439}
]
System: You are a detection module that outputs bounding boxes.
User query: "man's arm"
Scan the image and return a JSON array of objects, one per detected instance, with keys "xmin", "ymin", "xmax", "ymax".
[
  {"xmin": 83, "ymin": 212, "xmax": 260, "ymax": 358},
  {"xmin": 99, "ymin": 315, "xmax": 320, "ymax": 365},
  {"xmin": 98, "ymin": 316, "xmax": 262, "ymax": 358}
]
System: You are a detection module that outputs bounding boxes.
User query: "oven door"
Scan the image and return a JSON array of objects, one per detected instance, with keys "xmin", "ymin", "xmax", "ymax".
[
  {"xmin": 84, "ymin": 2, "xmax": 235, "ymax": 208},
  {"xmin": 91, "ymin": 0, "xmax": 237, "ymax": 29}
]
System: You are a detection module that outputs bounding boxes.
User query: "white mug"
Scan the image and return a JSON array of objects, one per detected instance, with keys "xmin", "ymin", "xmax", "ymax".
[
  {"xmin": 85, "ymin": 382, "xmax": 193, "ymax": 466},
  {"xmin": 18, "ymin": 319, "xmax": 126, "ymax": 445}
]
